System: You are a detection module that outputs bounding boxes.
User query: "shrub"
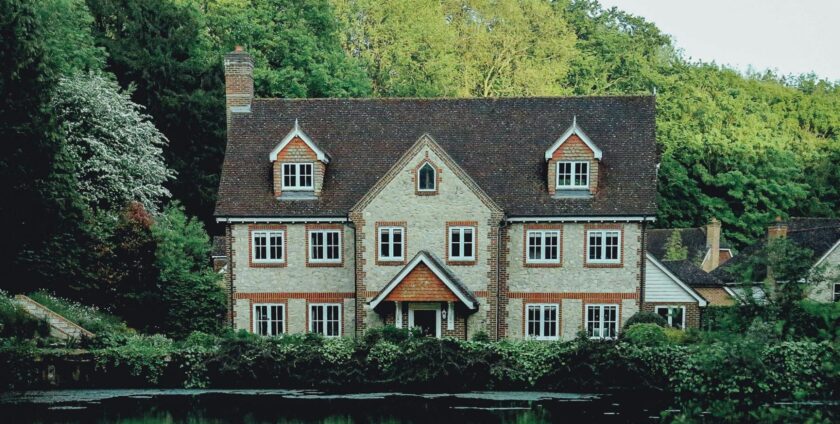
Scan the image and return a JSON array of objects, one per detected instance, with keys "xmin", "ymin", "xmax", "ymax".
[
  {"xmin": 623, "ymin": 323, "xmax": 669, "ymax": 346},
  {"xmin": 471, "ymin": 331, "xmax": 490, "ymax": 342},
  {"xmin": 623, "ymin": 311, "xmax": 667, "ymax": 330},
  {"xmin": 663, "ymin": 327, "xmax": 687, "ymax": 344}
]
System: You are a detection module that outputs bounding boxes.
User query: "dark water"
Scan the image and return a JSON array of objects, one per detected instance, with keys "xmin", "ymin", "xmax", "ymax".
[{"xmin": 0, "ymin": 389, "xmax": 672, "ymax": 423}]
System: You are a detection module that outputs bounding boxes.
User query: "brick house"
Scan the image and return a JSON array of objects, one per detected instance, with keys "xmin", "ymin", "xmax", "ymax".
[
  {"xmin": 214, "ymin": 48, "xmax": 660, "ymax": 340},
  {"xmin": 713, "ymin": 218, "xmax": 840, "ymax": 303}
]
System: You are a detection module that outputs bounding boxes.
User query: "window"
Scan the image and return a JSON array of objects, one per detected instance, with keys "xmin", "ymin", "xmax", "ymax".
[
  {"xmin": 587, "ymin": 230, "xmax": 621, "ymax": 264},
  {"xmin": 586, "ymin": 304, "xmax": 618, "ymax": 339},
  {"xmin": 655, "ymin": 306, "xmax": 686, "ymax": 329},
  {"xmin": 526, "ymin": 230, "xmax": 560, "ymax": 264},
  {"xmin": 310, "ymin": 230, "xmax": 341, "ymax": 263},
  {"xmin": 526, "ymin": 304, "xmax": 559, "ymax": 340},
  {"xmin": 378, "ymin": 226, "xmax": 404, "ymax": 261},
  {"xmin": 418, "ymin": 163, "xmax": 436, "ymax": 191},
  {"xmin": 834, "ymin": 284, "xmax": 840, "ymax": 302},
  {"xmin": 251, "ymin": 230, "xmax": 284, "ymax": 263},
  {"xmin": 282, "ymin": 163, "xmax": 314, "ymax": 190},
  {"xmin": 449, "ymin": 226, "xmax": 475, "ymax": 261},
  {"xmin": 309, "ymin": 303, "xmax": 341, "ymax": 337},
  {"xmin": 556, "ymin": 161, "xmax": 589, "ymax": 189},
  {"xmin": 253, "ymin": 304, "xmax": 284, "ymax": 336}
]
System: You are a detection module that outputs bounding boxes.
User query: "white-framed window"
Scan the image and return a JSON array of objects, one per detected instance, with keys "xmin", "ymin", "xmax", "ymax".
[
  {"xmin": 418, "ymin": 163, "xmax": 436, "ymax": 191},
  {"xmin": 378, "ymin": 226, "xmax": 405, "ymax": 261},
  {"xmin": 655, "ymin": 306, "xmax": 686, "ymax": 330},
  {"xmin": 587, "ymin": 230, "xmax": 621, "ymax": 263},
  {"xmin": 449, "ymin": 226, "xmax": 475, "ymax": 261},
  {"xmin": 556, "ymin": 161, "xmax": 589, "ymax": 189},
  {"xmin": 309, "ymin": 303, "xmax": 341, "ymax": 337},
  {"xmin": 309, "ymin": 230, "xmax": 341, "ymax": 263},
  {"xmin": 282, "ymin": 162, "xmax": 314, "ymax": 190},
  {"xmin": 833, "ymin": 283, "xmax": 840, "ymax": 302},
  {"xmin": 253, "ymin": 303, "xmax": 284, "ymax": 336},
  {"xmin": 586, "ymin": 304, "xmax": 618, "ymax": 339},
  {"xmin": 251, "ymin": 230, "xmax": 284, "ymax": 263},
  {"xmin": 526, "ymin": 230, "xmax": 560, "ymax": 264},
  {"xmin": 526, "ymin": 303, "xmax": 559, "ymax": 340}
]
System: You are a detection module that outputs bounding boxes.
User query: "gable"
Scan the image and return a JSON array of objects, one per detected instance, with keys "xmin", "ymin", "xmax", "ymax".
[
  {"xmin": 384, "ymin": 263, "xmax": 459, "ymax": 302},
  {"xmin": 544, "ymin": 118, "xmax": 603, "ymax": 161},
  {"xmin": 268, "ymin": 120, "xmax": 329, "ymax": 163},
  {"xmin": 352, "ymin": 134, "xmax": 501, "ymax": 215},
  {"xmin": 369, "ymin": 251, "xmax": 478, "ymax": 309},
  {"xmin": 644, "ymin": 254, "xmax": 707, "ymax": 305}
]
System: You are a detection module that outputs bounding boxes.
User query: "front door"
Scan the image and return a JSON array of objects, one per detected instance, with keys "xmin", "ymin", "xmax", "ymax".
[
  {"xmin": 409, "ymin": 303, "xmax": 441, "ymax": 337},
  {"xmin": 412, "ymin": 310, "xmax": 437, "ymax": 337}
]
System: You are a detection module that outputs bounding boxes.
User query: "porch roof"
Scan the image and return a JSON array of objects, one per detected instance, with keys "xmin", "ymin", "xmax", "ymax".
[{"xmin": 369, "ymin": 251, "xmax": 478, "ymax": 310}]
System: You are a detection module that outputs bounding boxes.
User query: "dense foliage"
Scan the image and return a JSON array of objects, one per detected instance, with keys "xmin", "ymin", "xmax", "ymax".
[{"xmin": 27, "ymin": 291, "xmax": 130, "ymax": 335}]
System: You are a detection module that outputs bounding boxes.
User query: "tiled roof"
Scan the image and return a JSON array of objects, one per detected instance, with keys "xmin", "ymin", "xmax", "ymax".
[
  {"xmin": 659, "ymin": 259, "xmax": 725, "ymax": 288},
  {"xmin": 211, "ymin": 236, "xmax": 226, "ymax": 258},
  {"xmin": 648, "ymin": 228, "xmax": 709, "ymax": 264},
  {"xmin": 712, "ymin": 218, "xmax": 840, "ymax": 283},
  {"xmin": 215, "ymin": 96, "xmax": 658, "ymax": 218}
]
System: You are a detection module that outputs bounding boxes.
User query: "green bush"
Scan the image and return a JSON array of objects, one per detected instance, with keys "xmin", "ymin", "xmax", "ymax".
[
  {"xmin": 27, "ymin": 291, "xmax": 130, "ymax": 335},
  {"xmin": 623, "ymin": 311, "xmax": 667, "ymax": 330},
  {"xmin": 623, "ymin": 323, "xmax": 669, "ymax": 346}
]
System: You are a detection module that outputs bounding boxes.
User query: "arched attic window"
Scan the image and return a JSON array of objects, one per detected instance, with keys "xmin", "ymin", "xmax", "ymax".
[{"xmin": 418, "ymin": 163, "xmax": 436, "ymax": 192}]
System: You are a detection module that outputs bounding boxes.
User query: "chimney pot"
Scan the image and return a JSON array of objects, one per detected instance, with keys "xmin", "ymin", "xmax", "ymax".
[{"xmin": 767, "ymin": 217, "xmax": 788, "ymax": 240}]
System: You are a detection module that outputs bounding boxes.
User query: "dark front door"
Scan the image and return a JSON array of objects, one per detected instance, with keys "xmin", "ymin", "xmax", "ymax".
[{"xmin": 412, "ymin": 310, "xmax": 437, "ymax": 337}]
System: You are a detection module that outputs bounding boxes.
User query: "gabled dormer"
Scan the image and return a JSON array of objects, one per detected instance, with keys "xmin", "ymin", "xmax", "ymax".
[
  {"xmin": 269, "ymin": 120, "xmax": 330, "ymax": 199},
  {"xmin": 544, "ymin": 117, "xmax": 602, "ymax": 197}
]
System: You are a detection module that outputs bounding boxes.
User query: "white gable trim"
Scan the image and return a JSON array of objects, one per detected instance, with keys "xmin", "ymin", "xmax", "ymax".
[
  {"xmin": 507, "ymin": 216, "xmax": 655, "ymax": 223},
  {"xmin": 369, "ymin": 252, "xmax": 477, "ymax": 310},
  {"xmin": 268, "ymin": 119, "xmax": 329, "ymax": 164},
  {"xmin": 814, "ymin": 239, "xmax": 840, "ymax": 269},
  {"xmin": 645, "ymin": 253, "xmax": 708, "ymax": 306},
  {"xmin": 544, "ymin": 116, "xmax": 603, "ymax": 161}
]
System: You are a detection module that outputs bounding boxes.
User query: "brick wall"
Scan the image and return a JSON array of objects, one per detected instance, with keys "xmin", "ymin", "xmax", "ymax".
[{"xmin": 223, "ymin": 48, "xmax": 253, "ymax": 126}]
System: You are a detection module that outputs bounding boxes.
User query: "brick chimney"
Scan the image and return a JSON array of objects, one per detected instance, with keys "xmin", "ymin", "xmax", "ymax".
[
  {"xmin": 703, "ymin": 218, "xmax": 721, "ymax": 271},
  {"xmin": 224, "ymin": 46, "xmax": 253, "ymax": 126},
  {"xmin": 767, "ymin": 216, "xmax": 788, "ymax": 240}
]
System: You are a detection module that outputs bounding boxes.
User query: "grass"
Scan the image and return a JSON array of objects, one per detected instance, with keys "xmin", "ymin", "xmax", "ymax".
[
  {"xmin": 0, "ymin": 290, "xmax": 50, "ymax": 338},
  {"xmin": 27, "ymin": 291, "xmax": 131, "ymax": 335}
]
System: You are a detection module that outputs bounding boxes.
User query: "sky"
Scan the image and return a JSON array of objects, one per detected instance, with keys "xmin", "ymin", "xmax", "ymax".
[{"xmin": 596, "ymin": 0, "xmax": 840, "ymax": 82}]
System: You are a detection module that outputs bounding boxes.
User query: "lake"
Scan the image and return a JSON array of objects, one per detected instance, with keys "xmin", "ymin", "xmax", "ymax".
[{"xmin": 0, "ymin": 389, "xmax": 673, "ymax": 423}]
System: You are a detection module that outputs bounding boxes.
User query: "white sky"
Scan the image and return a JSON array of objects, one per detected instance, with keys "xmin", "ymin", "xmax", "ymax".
[{"xmin": 596, "ymin": 0, "xmax": 840, "ymax": 82}]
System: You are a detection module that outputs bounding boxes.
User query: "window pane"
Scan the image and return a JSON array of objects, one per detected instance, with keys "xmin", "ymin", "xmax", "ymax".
[
  {"xmin": 380, "ymin": 231, "xmax": 389, "ymax": 257},
  {"xmin": 656, "ymin": 308, "xmax": 669, "ymax": 321},
  {"xmin": 589, "ymin": 233, "xmax": 602, "ymax": 260},
  {"xmin": 393, "ymin": 230, "xmax": 402, "ymax": 258},
  {"xmin": 419, "ymin": 164, "xmax": 435, "ymax": 190},
  {"xmin": 283, "ymin": 164, "xmax": 296, "ymax": 187},
  {"xmin": 300, "ymin": 164, "xmax": 313, "ymax": 188},
  {"xmin": 269, "ymin": 233, "xmax": 283, "ymax": 260},
  {"xmin": 450, "ymin": 230, "xmax": 460, "ymax": 257},
  {"xmin": 327, "ymin": 232, "xmax": 340, "ymax": 259},
  {"xmin": 546, "ymin": 233, "xmax": 558, "ymax": 260},
  {"xmin": 528, "ymin": 234, "xmax": 540, "ymax": 260},
  {"xmin": 574, "ymin": 162, "xmax": 589, "ymax": 186},
  {"xmin": 312, "ymin": 232, "xmax": 323, "ymax": 259},
  {"xmin": 254, "ymin": 233, "xmax": 267, "ymax": 260},
  {"xmin": 527, "ymin": 306, "xmax": 539, "ymax": 337},
  {"xmin": 545, "ymin": 306, "xmax": 557, "ymax": 338}
]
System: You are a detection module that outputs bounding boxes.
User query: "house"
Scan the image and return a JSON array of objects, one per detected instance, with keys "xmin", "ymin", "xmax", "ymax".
[
  {"xmin": 646, "ymin": 219, "xmax": 733, "ymax": 272},
  {"xmin": 713, "ymin": 218, "xmax": 840, "ymax": 303},
  {"xmin": 214, "ymin": 47, "xmax": 659, "ymax": 340}
]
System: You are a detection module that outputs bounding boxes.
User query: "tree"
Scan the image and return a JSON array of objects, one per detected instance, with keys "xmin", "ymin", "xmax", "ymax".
[
  {"xmin": 333, "ymin": 0, "xmax": 458, "ymax": 96},
  {"xmin": 663, "ymin": 230, "xmax": 688, "ymax": 261},
  {"xmin": 0, "ymin": 0, "xmax": 98, "ymax": 294},
  {"xmin": 152, "ymin": 203, "xmax": 227, "ymax": 338},
  {"xmin": 34, "ymin": 0, "xmax": 105, "ymax": 76},
  {"xmin": 444, "ymin": 0, "xmax": 577, "ymax": 97},
  {"xmin": 87, "ymin": 0, "xmax": 226, "ymax": 228},
  {"xmin": 205, "ymin": 0, "xmax": 371, "ymax": 98},
  {"xmin": 51, "ymin": 73, "xmax": 175, "ymax": 214}
]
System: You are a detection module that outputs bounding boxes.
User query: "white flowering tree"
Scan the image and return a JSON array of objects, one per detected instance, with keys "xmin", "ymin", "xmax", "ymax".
[{"xmin": 51, "ymin": 73, "xmax": 174, "ymax": 213}]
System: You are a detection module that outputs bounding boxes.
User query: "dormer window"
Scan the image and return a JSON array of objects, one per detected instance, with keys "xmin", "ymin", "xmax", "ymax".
[
  {"xmin": 418, "ymin": 163, "xmax": 436, "ymax": 191},
  {"xmin": 282, "ymin": 163, "xmax": 313, "ymax": 190},
  {"xmin": 556, "ymin": 161, "xmax": 589, "ymax": 189}
]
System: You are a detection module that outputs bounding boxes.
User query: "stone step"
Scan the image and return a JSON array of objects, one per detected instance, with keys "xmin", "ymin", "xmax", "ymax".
[{"xmin": 14, "ymin": 295, "xmax": 96, "ymax": 340}]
